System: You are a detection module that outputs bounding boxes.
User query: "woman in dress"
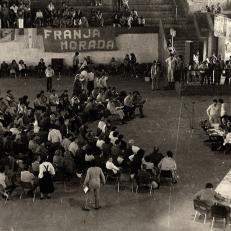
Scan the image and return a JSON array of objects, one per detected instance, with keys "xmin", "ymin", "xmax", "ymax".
[{"xmin": 38, "ymin": 155, "xmax": 55, "ymax": 199}]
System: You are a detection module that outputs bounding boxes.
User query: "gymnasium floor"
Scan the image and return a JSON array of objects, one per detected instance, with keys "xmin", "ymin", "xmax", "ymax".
[{"xmin": 0, "ymin": 75, "xmax": 231, "ymax": 231}]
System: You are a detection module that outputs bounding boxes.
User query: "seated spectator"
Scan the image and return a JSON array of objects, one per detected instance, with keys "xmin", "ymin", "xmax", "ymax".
[
  {"xmin": 0, "ymin": 61, "xmax": 9, "ymax": 77},
  {"xmin": 193, "ymin": 183, "xmax": 224, "ymax": 207},
  {"xmin": 106, "ymin": 156, "xmax": 120, "ymax": 175},
  {"xmin": 49, "ymin": 89, "xmax": 59, "ymax": 106},
  {"xmin": 95, "ymin": 10, "xmax": 104, "ymax": 27},
  {"xmin": 148, "ymin": 146, "xmax": 164, "ymax": 167},
  {"xmin": 158, "ymin": 151, "xmax": 177, "ymax": 183},
  {"xmin": 215, "ymin": 3, "xmax": 222, "ymax": 14},
  {"xmin": 113, "ymin": 13, "xmax": 121, "ymax": 27},
  {"xmin": 139, "ymin": 16, "xmax": 145, "ymax": 27},
  {"xmin": 80, "ymin": 16, "xmax": 89, "ymax": 28},
  {"xmin": 107, "ymin": 98, "xmax": 125, "ymax": 123},
  {"xmin": 122, "ymin": 0, "xmax": 129, "ymax": 11},
  {"xmin": 1, "ymin": 3, "xmax": 10, "ymax": 28},
  {"xmin": 34, "ymin": 9, "xmax": 44, "ymax": 27},
  {"xmin": 47, "ymin": 0, "xmax": 55, "ymax": 14},
  {"xmin": 53, "ymin": 149, "xmax": 64, "ymax": 170},
  {"xmin": 9, "ymin": 60, "xmax": 18, "ymax": 78},
  {"xmin": 18, "ymin": 60, "xmax": 27, "ymax": 78},
  {"xmin": 20, "ymin": 165, "xmax": 37, "ymax": 195},
  {"xmin": 136, "ymin": 164, "xmax": 159, "ymax": 189}
]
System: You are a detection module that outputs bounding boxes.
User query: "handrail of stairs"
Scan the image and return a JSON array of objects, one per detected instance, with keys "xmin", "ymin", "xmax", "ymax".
[
  {"xmin": 159, "ymin": 19, "xmax": 168, "ymax": 69},
  {"xmin": 172, "ymin": 0, "xmax": 178, "ymax": 20}
]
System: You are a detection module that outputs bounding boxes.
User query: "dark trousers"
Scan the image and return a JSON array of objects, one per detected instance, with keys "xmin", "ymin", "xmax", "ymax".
[
  {"xmin": 47, "ymin": 77, "xmax": 52, "ymax": 92},
  {"xmin": 93, "ymin": 188, "xmax": 100, "ymax": 208}
]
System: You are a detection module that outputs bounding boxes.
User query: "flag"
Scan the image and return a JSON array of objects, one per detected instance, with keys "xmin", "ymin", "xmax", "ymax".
[
  {"xmin": 0, "ymin": 29, "xmax": 15, "ymax": 42},
  {"xmin": 26, "ymin": 28, "xmax": 37, "ymax": 48}
]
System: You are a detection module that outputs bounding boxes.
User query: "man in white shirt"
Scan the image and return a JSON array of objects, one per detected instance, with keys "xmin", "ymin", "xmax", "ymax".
[
  {"xmin": 98, "ymin": 117, "xmax": 106, "ymax": 133},
  {"xmin": 96, "ymin": 136, "xmax": 105, "ymax": 150},
  {"xmin": 45, "ymin": 65, "xmax": 54, "ymax": 92},
  {"xmin": 124, "ymin": 93, "xmax": 135, "ymax": 119},
  {"xmin": 158, "ymin": 151, "xmax": 177, "ymax": 183},
  {"xmin": 206, "ymin": 99, "xmax": 220, "ymax": 124},
  {"xmin": 48, "ymin": 127, "xmax": 62, "ymax": 144},
  {"xmin": 106, "ymin": 157, "xmax": 120, "ymax": 174}
]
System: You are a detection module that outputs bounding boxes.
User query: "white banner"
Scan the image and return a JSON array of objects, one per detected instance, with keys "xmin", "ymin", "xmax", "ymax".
[{"xmin": 214, "ymin": 15, "xmax": 227, "ymax": 38}]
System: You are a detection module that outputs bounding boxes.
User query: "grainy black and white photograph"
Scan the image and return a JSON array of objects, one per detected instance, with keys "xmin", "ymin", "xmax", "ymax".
[{"xmin": 1, "ymin": 0, "xmax": 231, "ymax": 231}]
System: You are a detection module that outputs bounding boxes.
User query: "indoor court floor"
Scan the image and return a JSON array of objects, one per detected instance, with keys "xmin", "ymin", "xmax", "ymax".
[{"xmin": 0, "ymin": 75, "xmax": 231, "ymax": 231}]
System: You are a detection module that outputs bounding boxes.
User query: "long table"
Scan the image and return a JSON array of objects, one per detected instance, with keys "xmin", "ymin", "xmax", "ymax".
[{"xmin": 216, "ymin": 169, "xmax": 231, "ymax": 204}]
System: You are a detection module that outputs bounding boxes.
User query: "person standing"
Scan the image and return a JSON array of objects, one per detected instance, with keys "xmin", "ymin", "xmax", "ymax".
[
  {"xmin": 206, "ymin": 99, "xmax": 220, "ymax": 124},
  {"xmin": 45, "ymin": 65, "xmax": 54, "ymax": 92},
  {"xmin": 73, "ymin": 51, "xmax": 79, "ymax": 74},
  {"xmin": 130, "ymin": 53, "xmax": 137, "ymax": 78},
  {"xmin": 151, "ymin": 60, "xmax": 160, "ymax": 91},
  {"xmin": 38, "ymin": 156, "xmax": 55, "ymax": 199},
  {"xmin": 219, "ymin": 98, "xmax": 229, "ymax": 120},
  {"xmin": 83, "ymin": 161, "xmax": 105, "ymax": 210},
  {"xmin": 165, "ymin": 54, "xmax": 177, "ymax": 89}
]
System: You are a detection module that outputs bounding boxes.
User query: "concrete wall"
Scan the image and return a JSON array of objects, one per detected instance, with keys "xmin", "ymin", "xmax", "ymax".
[
  {"xmin": 0, "ymin": 32, "xmax": 158, "ymax": 66},
  {"xmin": 187, "ymin": 0, "xmax": 230, "ymax": 12}
]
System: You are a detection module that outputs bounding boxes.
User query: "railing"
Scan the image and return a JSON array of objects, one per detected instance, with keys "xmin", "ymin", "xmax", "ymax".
[
  {"xmin": 172, "ymin": 0, "xmax": 178, "ymax": 20},
  {"xmin": 179, "ymin": 68, "xmax": 230, "ymax": 86}
]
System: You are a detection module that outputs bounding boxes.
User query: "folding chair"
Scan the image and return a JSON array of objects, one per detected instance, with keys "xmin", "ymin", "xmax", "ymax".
[
  {"xmin": 105, "ymin": 170, "xmax": 120, "ymax": 192},
  {"xmin": 160, "ymin": 170, "xmax": 176, "ymax": 184},
  {"xmin": 193, "ymin": 199, "xmax": 211, "ymax": 224},
  {"xmin": 135, "ymin": 173, "xmax": 153, "ymax": 195},
  {"xmin": 19, "ymin": 182, "xmax": 38, "ymax": 203},
  {"xmin": 211, "ymin": 204, "xmax": 228, "ymax": 231}
]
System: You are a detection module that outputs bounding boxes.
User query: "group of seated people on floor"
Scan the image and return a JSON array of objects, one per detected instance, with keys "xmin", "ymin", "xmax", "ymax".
[
  {"xmin": 201, "ymin": 98, "xmax": 231, "ymax": 153},
  {"xmin": 0, "ymin": 75, "xmax": 177, "ymax": 200}
]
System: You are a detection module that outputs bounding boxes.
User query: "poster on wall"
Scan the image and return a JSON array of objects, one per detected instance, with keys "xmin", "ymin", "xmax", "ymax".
[
  {"xmin": 214, "ymin": 15, "xmax": 227, "ymax": 38},
  {"xmin": 43, "ymin": 28, "xmax": 118, "ymax": 52}
]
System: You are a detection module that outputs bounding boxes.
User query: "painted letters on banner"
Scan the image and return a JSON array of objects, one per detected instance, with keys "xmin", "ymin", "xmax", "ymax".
[{"xmin": 43, "ymin": 28, "xmax": 118, "ymax": 52}]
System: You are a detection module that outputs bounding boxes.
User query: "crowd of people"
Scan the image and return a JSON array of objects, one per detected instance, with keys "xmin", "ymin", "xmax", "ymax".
[
  {"xmin": 0, "ymin": 0, "xmax": 145, "ymax": 28},
  {"xmin": 205, "ymin": 3, "xmax": 222, "ymax": 14},
  {"xmin": 163, "ymin": 50, "xmax": 231, "ymax": 87},
  {"xmin": 0, "ymin": 61, "xmax": 178, "ymax": 208},
  {"xmin": 200, "ymin": 98, "xmax": 231, "ymax": 153}
]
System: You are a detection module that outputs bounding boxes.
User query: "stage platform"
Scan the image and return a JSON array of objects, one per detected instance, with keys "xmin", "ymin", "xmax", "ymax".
[{"xmin": 176, "ymin": 82, "xmax": 231, "ymax": 96}]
